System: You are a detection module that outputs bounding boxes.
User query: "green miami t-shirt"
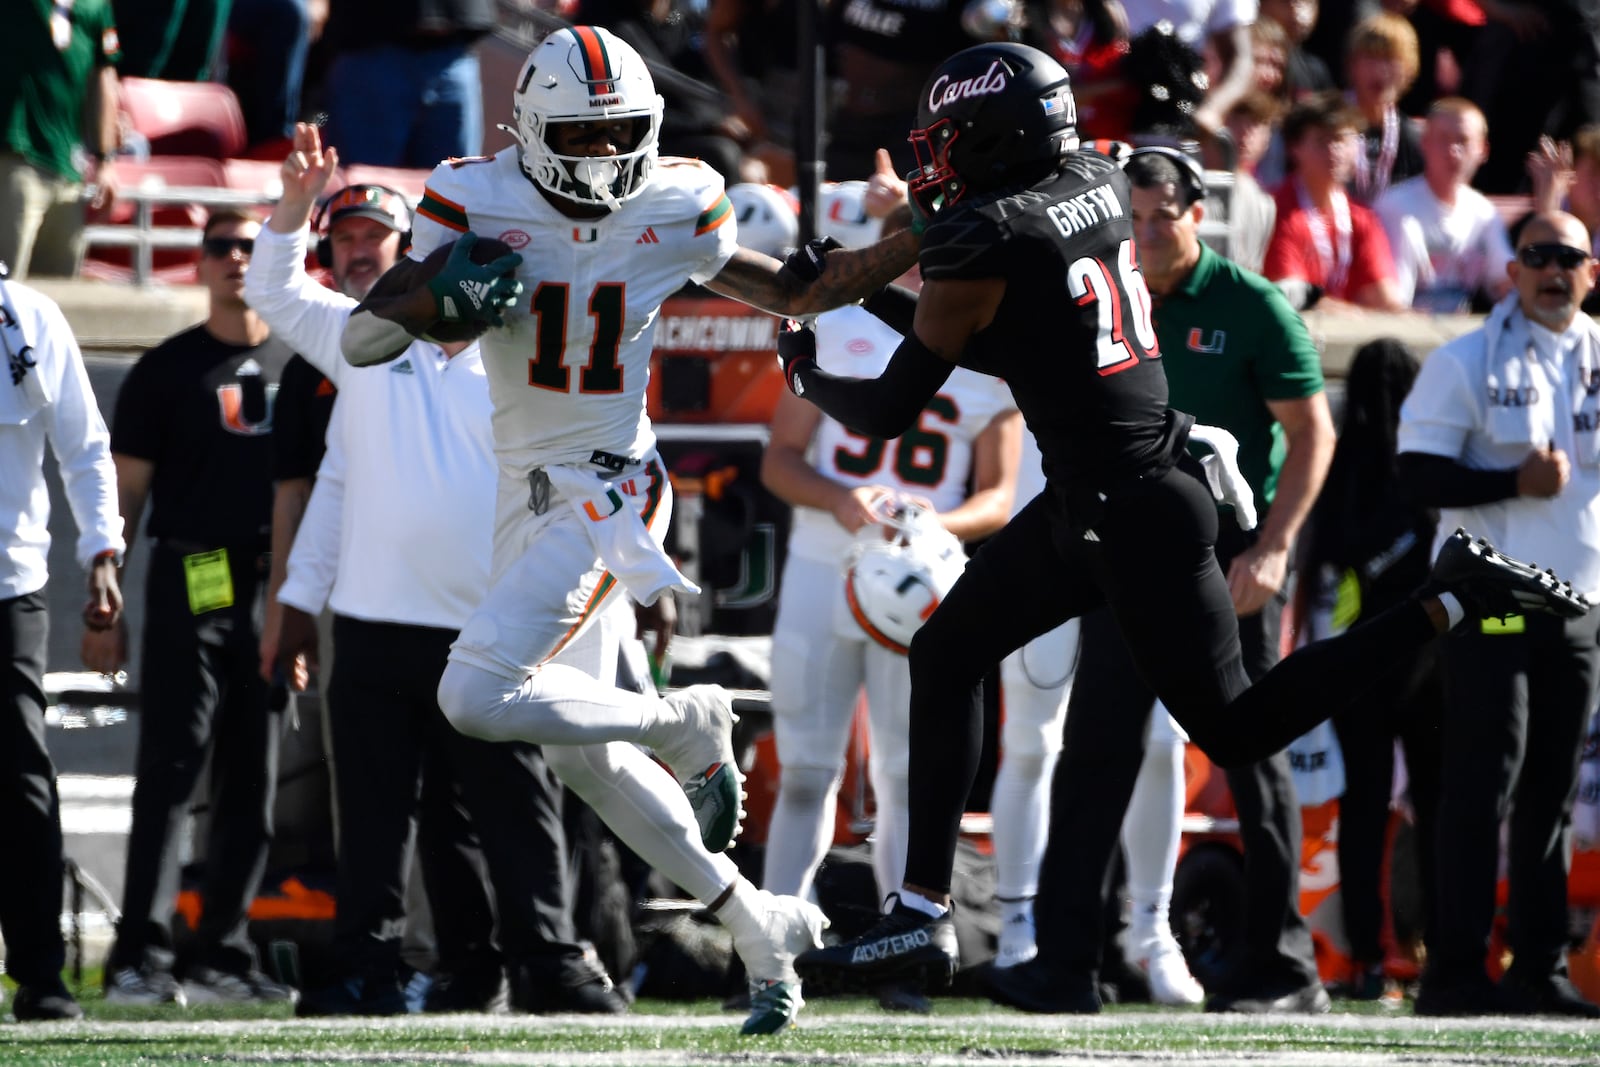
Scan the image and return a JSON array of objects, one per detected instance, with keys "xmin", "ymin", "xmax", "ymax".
[
  {"xmin": 3, "ymin": 1, "xmax": 121, "ymax": 181},
  {"xmin": 1154, "ymin": 241, "xmax": 1324, "ymax": 518}
]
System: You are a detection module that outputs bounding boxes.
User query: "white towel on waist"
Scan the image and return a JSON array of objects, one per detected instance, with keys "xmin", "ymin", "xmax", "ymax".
[
  {"xmin": 543, "ymin": 463, "xmax": 701, "ymax": 607},
  {"xmin": 1187, "ymin": 422, "xmax": 1258, "ymax": 531}
]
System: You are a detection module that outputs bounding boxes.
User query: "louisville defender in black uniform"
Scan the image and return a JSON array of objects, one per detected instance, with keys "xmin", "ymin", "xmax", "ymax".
[{"xmin": 782, "ymin": 42, "xmax": 1590, "ymax": 991}]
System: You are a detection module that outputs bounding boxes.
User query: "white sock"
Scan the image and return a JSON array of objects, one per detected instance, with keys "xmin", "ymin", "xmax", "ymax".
[
  {"xmin": 988, "ymin": 747, "xmax": 1058, "ymax": 900},
  {"xmin": 762, "ymin": 764, "xmax": 839, "ymax": 898},
  {"xmin": 1437, "ymin": 591, "xmax": 1466, "ymax": 630},
  {"xmin": 868, "ymin": 765, "xmax": 910, "ymax": 906},
  {"xmin": 999, "ymin": 896, "xmax": 1034, "ymax": 927},
  {"xmin": 896, "ymin": 889, "xmax": 948, "ymax": 919},
  {"xmin": 1121, "ymin": 736, "xmax": 1185, "ymax": 943},
  {"xmin": 716, "ymin": 876, "xmax": 766, "ymax": 944}
]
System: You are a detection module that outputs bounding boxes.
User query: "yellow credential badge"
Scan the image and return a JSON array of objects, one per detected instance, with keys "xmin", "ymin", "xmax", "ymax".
[{"xmin": 182, "ymin": 549, "xmax": 235, "ymax": 615}]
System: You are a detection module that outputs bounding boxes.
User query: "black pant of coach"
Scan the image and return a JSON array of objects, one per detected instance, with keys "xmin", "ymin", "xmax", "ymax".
[
  {"xmin": 1033, "ymin": 523, "xmax": 1321, "ymax": 1001},
  {"xmin": 0, "ymin": 591, "xmax": 71, "ymax": 991},
  {"xmin": 326, "ymin": 615, "xmax": 580, "ymax": 988},
  {"xmin": 1426, "ymin": 608, "xmax": 1600, "ymax": 993},
  {"xmin": 110, "ymin": 541, "xmax": 281, "ymax": 977}
]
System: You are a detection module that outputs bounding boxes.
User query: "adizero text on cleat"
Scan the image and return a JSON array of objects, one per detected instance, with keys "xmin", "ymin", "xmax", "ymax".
[
  {"xmin": 793, "ymin": 894, "xmax": 959, "ymax": 993},
  {"xmin": 1430, "ymin": 528, "xmax": 1591, "ymax": 622}
]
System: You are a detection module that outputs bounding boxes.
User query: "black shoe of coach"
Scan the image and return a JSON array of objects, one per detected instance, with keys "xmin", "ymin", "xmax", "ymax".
[
  {"xmin": 1205, "ymin": 978, "xmax": 1331, "ymax": 1014},
  {"xmin": 983, "ymin": 958, "xmax": 1101, "ymax": 1014},
  {"xmin": 1413, "ymin": 972, "xmax": 1518, "ymax": 1017},
  {"xmin": 1499, "ymin": 970, "xmax": 1600, "ymax": 1018}
]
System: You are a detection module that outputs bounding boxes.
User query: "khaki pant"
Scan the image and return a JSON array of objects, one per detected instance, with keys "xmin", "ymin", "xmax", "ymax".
[{"xmin": 0, "ymin": 153, "xmax": 85, "ymax": 278}]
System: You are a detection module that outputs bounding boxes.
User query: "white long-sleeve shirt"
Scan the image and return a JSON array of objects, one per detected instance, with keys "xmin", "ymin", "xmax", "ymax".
[
  {"xmin": 244, "ymin": 223, "xmax": 496, "ymax": 628},
  {"xmin": 1399, "ymin": 301, "xmax": 1600, "ymax": 598},
  {"xmin": 0, "ymin": 280, "xmax": 124, "ymax": 599}
]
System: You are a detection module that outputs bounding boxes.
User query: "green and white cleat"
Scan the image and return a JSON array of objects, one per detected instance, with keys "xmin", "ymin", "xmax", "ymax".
[
  {"xmin": 741, "ymin": 978, "xmax": 803, "ymax": 1035},
  {"xmin": 658, "ymin": 684, "xmax": 746, "ymax": 852}
]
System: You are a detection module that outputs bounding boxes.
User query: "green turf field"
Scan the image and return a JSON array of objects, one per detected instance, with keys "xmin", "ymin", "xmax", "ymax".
[{"xmin": 4, "ymin": 986, "xmax": 1600, "ymax": 1067}]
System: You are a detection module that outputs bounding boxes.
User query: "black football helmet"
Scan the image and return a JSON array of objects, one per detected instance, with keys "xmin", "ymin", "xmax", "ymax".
[{"xmin": 908, "ymin": 43, "xmax": 1079, "ymax": 216}]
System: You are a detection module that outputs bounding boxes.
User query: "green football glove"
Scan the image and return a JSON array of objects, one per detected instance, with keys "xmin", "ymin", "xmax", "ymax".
[{"xmin": 427, "ymin": 232, "xmax": 525, "ymax": 328}]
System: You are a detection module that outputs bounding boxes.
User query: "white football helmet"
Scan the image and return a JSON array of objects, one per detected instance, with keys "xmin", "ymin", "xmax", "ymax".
[
  {"xmin": 844, "ymin": 500, "xmax": 967, "ymax": 654},
  {"xmin": 726, "ymin": 182, "xmax": 800, "ymax": 258},
  {"xmin": 509, "ymin": 26, "xmax": 664, "ymax": 209},
  {"xmin": 817, "ymin": 180, "xmax": 884, "ymax": 250}
]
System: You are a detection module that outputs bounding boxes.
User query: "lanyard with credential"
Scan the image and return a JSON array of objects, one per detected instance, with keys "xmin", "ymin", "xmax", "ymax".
[{"xmin": 0, "ymin": 277, "xmax": 49, "ymax": 410}]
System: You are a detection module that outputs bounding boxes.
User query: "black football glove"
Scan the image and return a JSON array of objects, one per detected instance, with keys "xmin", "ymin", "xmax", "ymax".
[
  {"xmin": 783, "ymin": 236, "xmax": 844, "ymax": 284},
  {"xmin": 777, "ymin": 319, "xmax": 815, "ymax": 396}
]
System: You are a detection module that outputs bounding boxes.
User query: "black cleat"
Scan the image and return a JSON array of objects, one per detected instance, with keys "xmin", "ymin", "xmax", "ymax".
[
  {"xmin": 983, "ymin": 958, "xmax": 1102, "ymax": 1014},
  {"xmin": 793, "ymin": 894, "xmax": 959, "ymax": 993},
  {"xmin": 1429, "ymin": 528, "xmax": 1591, "ymax": 622}
]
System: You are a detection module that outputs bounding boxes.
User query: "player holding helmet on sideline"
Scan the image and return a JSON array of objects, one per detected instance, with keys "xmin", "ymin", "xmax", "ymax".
[
  {"xmin": 338, "ymin": 25, "xmax": 921, "ymax": 1034},
  {"xmin": 753, "ymin": 203, "xmax": 1020, "ymax": 1011},
  {"xmin": 779, "ymin": 40, "xmax": 1592, "ymax": 993}
]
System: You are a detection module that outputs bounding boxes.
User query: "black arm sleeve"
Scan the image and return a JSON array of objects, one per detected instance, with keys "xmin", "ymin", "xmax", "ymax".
[
  {"xmin": 861, "ymin": 284, "xmax": 918, "ymax": 336},
  {"xmin": 1397, "ymin": 451, "xmax": 1521, "ymax": 508},
  {"xmin": 791, "ymin": 332, "xmax": 956, "ymax": 439}
]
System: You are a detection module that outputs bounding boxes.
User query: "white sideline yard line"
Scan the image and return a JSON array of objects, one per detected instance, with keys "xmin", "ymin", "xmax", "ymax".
[
  {"xmin": 6, "ymin": 1011, "xmax": 1597, "ymax": 1067},
  {"xmin": 62, "ymin": 1055, "xmax": 1591, "ymax": 1067}
]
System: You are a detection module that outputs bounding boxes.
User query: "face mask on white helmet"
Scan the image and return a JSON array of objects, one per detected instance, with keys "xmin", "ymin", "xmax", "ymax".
[{"xmin": 504, "ymin": 25, "xmax": 665, "ymax": 210}]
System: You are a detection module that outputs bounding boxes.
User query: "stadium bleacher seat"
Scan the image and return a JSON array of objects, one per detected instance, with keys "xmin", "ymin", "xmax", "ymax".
[
  {"xmin": 222, "ymin": 156, "xmax": 292, "ymax": 199},
  {"xmin": 85, "ymin": 157, "xmax": 232, "ymax": 282},
  {"xmin": 120, "ymin": 77, "xmax": 249, "ymax": 159}
]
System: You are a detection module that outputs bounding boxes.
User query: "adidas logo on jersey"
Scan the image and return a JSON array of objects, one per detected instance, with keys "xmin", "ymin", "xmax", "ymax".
[
  {"xmin": 391, "ymin": 359, "xmax": 414, "ymax": 375},
  {"xmin": 636, "ymin": 227, "xmax": 660, "ymax": 245}
]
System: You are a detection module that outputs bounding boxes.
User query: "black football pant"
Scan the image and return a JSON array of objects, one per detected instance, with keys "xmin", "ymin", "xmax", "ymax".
[
  {"xmin": 1330, "ymin": 643, "xmax": 1442, "ymax": 968},
  {"xmin": 0, "ymin": 591, "xmax": 66, "ymax": 988},
  {"xmin": 1427, "ymin": 609, "xmax": 1600, "ymax": 986},
  {"xmin": 1032, "ymin": 520, "xmax": 1318, "ymax": 992},
  {"xmin": 902, "ymin": 457, "xmax": 1439, "ymax": 896},
  {"xmin": 112, "ymin": 543, "xmax": 279, "ymax": 977},
  {"xmin": 327, "ymin": 615, "xmax": 578, "ymax": 979}
]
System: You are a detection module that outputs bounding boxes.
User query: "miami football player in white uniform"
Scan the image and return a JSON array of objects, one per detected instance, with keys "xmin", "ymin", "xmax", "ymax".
[{"xmin": 338, "ymin": 25, "xmax": 918, "ymax": 1034}]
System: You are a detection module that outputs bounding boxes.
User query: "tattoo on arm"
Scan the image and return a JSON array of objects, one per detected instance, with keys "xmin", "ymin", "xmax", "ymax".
[
  {"xmin": 354, "ymin": 258, "xmax": 436, "ymax": 331},
  {"xmin": 705, "ymin": 230, "xmax": 921, "ymax": 315}
]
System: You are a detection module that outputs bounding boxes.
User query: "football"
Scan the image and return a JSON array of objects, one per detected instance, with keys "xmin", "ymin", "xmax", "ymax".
[{"xmin": 418, "ymin": 234, "xmax": 520, "ymax": 344}]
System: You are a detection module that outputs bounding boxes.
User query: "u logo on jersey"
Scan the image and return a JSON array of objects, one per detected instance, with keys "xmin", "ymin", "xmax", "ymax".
[
  {"xmin": 216, "ymin": 382, "xmax": 277, "ymax": 436},
  {"xmin": 582, "ymin": 489, "xmax": 626, "ymax": 521},
  {"xmin": 1187, "ymin": 328, "xmax": 1226, "ymax": 354}
]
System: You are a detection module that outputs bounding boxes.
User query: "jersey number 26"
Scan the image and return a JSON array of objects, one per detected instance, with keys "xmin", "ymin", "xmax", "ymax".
[{"xmin": 1067, "ymin": 238, "xmax": 1159, "ymax": 375}]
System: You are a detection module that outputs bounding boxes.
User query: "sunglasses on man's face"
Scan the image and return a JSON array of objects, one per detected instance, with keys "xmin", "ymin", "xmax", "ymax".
[
  {"xmin": 201, "ymin": 236, "xmax": 255, "ymax": 258},
  {"xmin": 1517, "ymin": 242, "xmax": 1591, "ymax": 270}
]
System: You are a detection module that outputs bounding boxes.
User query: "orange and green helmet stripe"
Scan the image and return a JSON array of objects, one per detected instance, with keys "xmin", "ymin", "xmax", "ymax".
[{"xmin": 572, "ymin": 25, "xmax": 618, "ymax": 95}]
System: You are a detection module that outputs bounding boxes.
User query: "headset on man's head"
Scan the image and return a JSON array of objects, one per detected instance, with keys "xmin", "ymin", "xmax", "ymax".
[
  {"xmin": 311, "ymin": 184, "xmax": 413, "ymax": 269},
  {"xmin": 1126, "ymin": 145, "xmax": 1208, "ymax": 205}
]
